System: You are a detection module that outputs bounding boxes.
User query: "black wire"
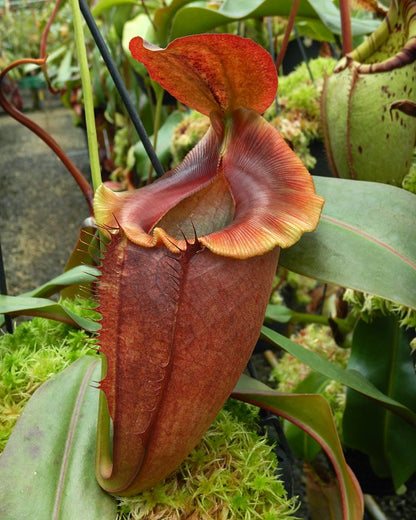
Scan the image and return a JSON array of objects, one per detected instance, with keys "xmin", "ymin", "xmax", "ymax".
[
  {"xmin": 78, "ymin": 0, "xmax": 165, "ymax": 178},
  {"xmin": 0, "ymin": 237, "xmax": 13, "ymax": 333},
  {"xmin": 293, "ymin": 25, "xmax": 314, "ymax": 84}
]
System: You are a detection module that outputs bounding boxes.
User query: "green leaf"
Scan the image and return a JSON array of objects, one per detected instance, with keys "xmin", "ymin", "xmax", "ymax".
[
  {"xmin": 122, "ymin": 12, "xmax": 156, "ymax": 75},
  {"xmin": 21, "ymin": 265, "xmax": 100, "ymax": 299},
  {"xmin": 279, "ymin": 177, "xmax": 416, "ymax": 310},
  {"xmin": 0, "ymin": 295, "xmax": 100, "ymax": 332},
  {"xmin": 261, "ymin": 325, "xmax": 416, "ymax": 428},
  {"xmin": 160, "ymin": 0, "xmax": 380, "ymax": 45},
  {"xmin": 264, "ymin": 303, "xmax": 293, "ymax": 323},
  {"xmin": 1, "ymin": 265, "xmax": 99, "ymax": 327},
  {"xmin": 343, "ymin": 316, "xmax": 416, "ymax": 490},
  {"xmin": 308, "ymin": 0, "xmax": 380, "ymax": 36},
  {"xmin": 283, "ymin": 371, "xmax": 330, "ymax": 462},
  {"xmin": 0, "ymin": 356, "xmax": 116, "ymax": 520},
  {"xmin": 92, "ymin": 0, "xmax": 140, "ymax": 17},
  {"xmin": 154, "ymin": 0, "xmax": 197, "ymax": 45},
  {"xmin": 168, "ymin": 0, "xmax": 324, "ymax": 43},
  {"xmin": 54, "ymin": 49, "xmax": 75, "ymax": 87},
  {"xmin": 62, "ymin": 225, "xmax": 100, "ymax": 299},
  {"xmin": 133, "ymin": 109, "xmax": 184, "ymax": 180},
  {"xmin": 232, "ymin": 374, "xmax": 363, "ymax": 520}
]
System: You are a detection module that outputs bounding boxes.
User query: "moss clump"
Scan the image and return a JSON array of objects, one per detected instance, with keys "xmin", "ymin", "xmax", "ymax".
[
  {"xmin": 117, "ymin": 403, "xmax": 299, "ymax": 520},
  {"xmin": 265, "ymin": 57, "xmax": 336, "ymax": 169},
  {"xmin": 286, "ymin": 271, "xmax": 319, "ymax": 307},
  {"xmin": 170, "ymin": 111, "xmax": 210, "ymax": 167},
  {"xmin": 277, "ymin": 58, "xmax": 336, "ymax": 118},
  {"xmin": 0, "ymin": 299, "xmax": 96, "ymax": 451},
  {"xmin": 114, "ymin": 126, "xmax": 131, "ymax": 169},
  {"xmin": 343, "ymin": 289, "xmax": 416, "ymax": 329}
]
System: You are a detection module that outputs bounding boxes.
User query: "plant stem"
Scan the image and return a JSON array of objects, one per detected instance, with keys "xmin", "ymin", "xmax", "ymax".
[
  {"xmin": 40, "ymin": 0, "xmax": 62, "ymax": 59},
  {"xmin": 364, "ymin": 494, "xmax": 388, "ymax": 520},
  {"xmin": 141, "ymin": 0, "xmax": 156, "ymax": 32},
  {"xmin": 152, "ymin": 86, "xmax": 164, "ymax": 154},
  {"xmin": 289, "ymin": 311, "xmax": 330, "ymax": 326},
  {"xmin": 69, "ymin": 0, "xmax": 102, "ymax": 193},
  {"xmin": 289, "ymin": 312, "xmax": 353, "ymax": 341},
  {"xmin": 293, "ymin": 26, "xmax": 314, "ymax": 83},
  {"xmin": 264, "ymin": 350, "xmax": 280, "ymax": 369},
  {"xmin": 148, "ymin": 85, "xmax": 164, "ymax": 183},
  {"xmin": 276, "ymin": 0, "xmax": 300, "ymax": 70},
  {"xmin": 339, "ymin": 0, "xmax": 353, "ymax": 55},
  {"xmin": 40, "ymin": 0, "xmax": 61, "ymax": 93},
  {"xmin": 79, "ymin": 0, "xmax": 165, "ymax": 178}
]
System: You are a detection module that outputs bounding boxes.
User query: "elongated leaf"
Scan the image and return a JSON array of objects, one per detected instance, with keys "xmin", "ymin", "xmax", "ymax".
[
  {"xmin": 21, "ymin": 265, "xmax": 100, "ymax": 299},
  {"xmin": 232, "ymin": 374, "xmax": 363, "ymax": 520},
  {"xmin": 343, "ymin": 316, "xmax": 416, "ymax": 490},
  {"xmin": 280, "ymin": 177, "xmax": 416, "ymax": 310},
  {"xmin": 0, "ymin": 295, "xmax": 100, "ymax": 332},
  {"xmin": 168, "ymin": 2, "xmax": 324, "ymax": 44},
  {"xmin": 62, "ymin": 224, "xmax": 100, "ymax": 299},
  {"xmin": 55, "ymin": 49, "xmax": 74, "ymax": 87},
  {"xmin": 283, "ymin": 371, "xmax": 331, "ymax": 462},
  {"xmin": 0, "ymin": 356, "xmax": 116, "ymax": 520},
  {"xmin": 262, "ymin": 325, "xmax": 416, "ymax": 427},
  {"xmin": 160, "ymin": 0, "xmax": 380, "ymax": 45},
  {"xmin": 0, "ymin": 265, "xmax": 99, "ymax": 327}
]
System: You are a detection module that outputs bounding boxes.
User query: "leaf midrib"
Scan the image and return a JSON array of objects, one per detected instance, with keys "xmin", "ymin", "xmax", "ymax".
[
  {"xmin": 52, "ymin": 359, "xmax": 99, "ymax": 520},
  {"xmin": 321, "ymin": 215, "xmax": 416, "ymax": 270}
]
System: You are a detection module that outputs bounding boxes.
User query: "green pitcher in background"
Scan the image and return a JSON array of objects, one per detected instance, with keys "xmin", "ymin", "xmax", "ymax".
[{"xmin": 322, "ymin": 0, "xmax": 416, "ymax": 186}]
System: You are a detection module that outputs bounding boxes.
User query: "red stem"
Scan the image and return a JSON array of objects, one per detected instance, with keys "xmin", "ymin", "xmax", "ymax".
[
  {"xmin": 339, "ymin": 0, "xmax": 353, "ymax": 55},
  {"xmin": 276, "ymin": 0, "xmax": 300, "ymax": 70},
  {"xmin": 40, "ymin": 0, "xmax": 62, "ymax": 94},
  {"xmin": 0, "ymin": 58, "xmax": 94, "ymax": 214},
  {"xmin": 40, "ymin": 0, "xmax": 61, "ymax": 58}
]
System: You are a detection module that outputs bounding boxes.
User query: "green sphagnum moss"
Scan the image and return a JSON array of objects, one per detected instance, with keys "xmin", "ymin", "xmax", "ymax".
[
  {"xmin": 116, "ymin": 403, "xmax": 299, "ymax": 519},
  {"xmin": 0, "ymin": 299, "xmax": 97, "ymax": 451},
  {"xmin": 343, "ymin": 289, "xmax": 416, "ymax": 328},
  {"xmin": 170, "ymin": 111, "xmax": 210, "ymax": 167}
]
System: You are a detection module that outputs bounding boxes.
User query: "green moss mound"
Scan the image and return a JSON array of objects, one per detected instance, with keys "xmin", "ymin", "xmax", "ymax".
[
  {"xmin": 265, "ymin": 57, "xmax": 336, "ymax": 170},
  {"xmin": 0, "ymin": 301, "xmax": 95, "ymax": 451},
  {"xmin": 117, "ymin": 400, "xmax": 298, "ymax": 520}
]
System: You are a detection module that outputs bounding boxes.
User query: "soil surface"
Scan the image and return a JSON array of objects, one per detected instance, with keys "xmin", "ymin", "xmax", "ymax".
[{"xmin": 0, "ymin": 90, "xmax": 91, "ymax": 295}]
